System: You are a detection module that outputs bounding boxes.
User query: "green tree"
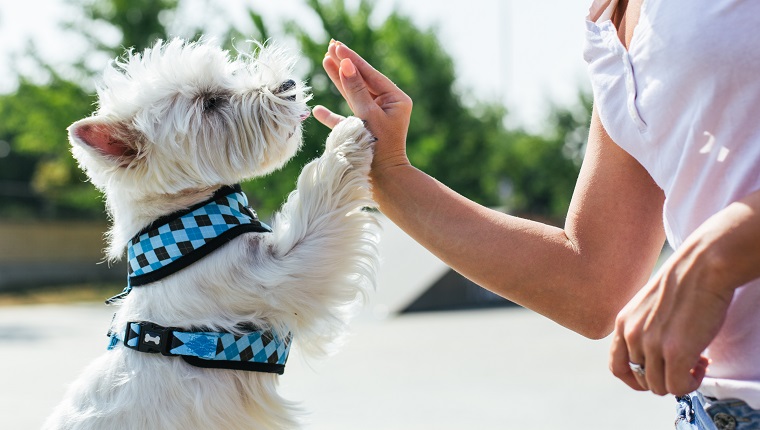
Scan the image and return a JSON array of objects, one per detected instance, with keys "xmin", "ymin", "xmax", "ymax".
[{"xmin": 0, "ymin": 139, "xmax": 41, "ymax": 219}]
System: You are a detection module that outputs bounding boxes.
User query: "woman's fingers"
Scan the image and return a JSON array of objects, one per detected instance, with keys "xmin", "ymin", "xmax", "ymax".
[
  {"xmin": 664, "ymin": 352, "xmax": 706, "ymax": 396},
  {"xmin": 334, "ymin": 42, "xmax": 397, "ymax": 96},
  {"xmin": 323, "ymin": 51, "xmax": 349, "ymax": 107},
  {"xmin": 644, "ymin": 355, "xmax": 667, "ymax": 395},
  {"xmin": 338, "ymin": 58, "xmax": 381, "ymax": 119},
  {"xmin": 609, "ymin": 331, "xmax": 648, "ymax": 391},
  {"xmin": 312, "ymin": 105, "xmax": 345, "ymax": 129},
  {"xmin": 688, "ymin": 356, "xmax": 710, "ymax": 385}
]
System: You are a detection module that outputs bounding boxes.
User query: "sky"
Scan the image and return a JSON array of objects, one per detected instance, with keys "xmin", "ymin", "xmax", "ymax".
[{"xmin": 0, "ymin": 0, "xmax": 592, "ymax": 130}]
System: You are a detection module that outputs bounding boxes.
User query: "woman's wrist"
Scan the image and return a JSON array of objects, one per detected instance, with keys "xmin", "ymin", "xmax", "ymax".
[
  {"xmin": 677, "ymin": 199, "xmax": 760, "ymax": 296},
  {"xmin": 670, "ymin": 233, "xmax": 734, "ymax": 300},
  {"xmin": 368, "ymin": 151, "xmax": 416, "ymax": 210},
  {"xmin": 371, "ymin": 147, "xmax": 410, "ymax": 174}
]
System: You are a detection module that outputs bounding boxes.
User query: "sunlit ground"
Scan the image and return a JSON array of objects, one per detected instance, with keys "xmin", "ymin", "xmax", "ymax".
[{"xmin": 0, "ymin": 299, "xmax": 675, "ymax": 430}]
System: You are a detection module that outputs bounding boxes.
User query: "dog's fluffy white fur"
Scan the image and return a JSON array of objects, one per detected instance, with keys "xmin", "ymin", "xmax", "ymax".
[{"xmin": 44, "ymin": 38, "xmax": 379, "ymax": 429}]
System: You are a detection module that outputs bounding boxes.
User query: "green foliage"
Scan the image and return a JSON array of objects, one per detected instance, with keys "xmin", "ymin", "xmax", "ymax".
[
  {"xmin": 502, "ymin": 91, "xmax": 592, "ymax": 220},
  {"xmin": 0, "ymin": 75, "xmax": 100, "ymax": 218}
]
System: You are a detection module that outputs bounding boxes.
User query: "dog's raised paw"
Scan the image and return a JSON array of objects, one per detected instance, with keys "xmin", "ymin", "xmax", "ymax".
[{"xmin": 324, "ymin": 117, "xmax": 375, "ymax": 161}]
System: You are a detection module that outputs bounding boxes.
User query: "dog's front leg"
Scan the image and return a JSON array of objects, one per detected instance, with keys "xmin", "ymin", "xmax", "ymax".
[{"xmin": 256, "ymin": 117, "xmax": 379, "ymax": 347}]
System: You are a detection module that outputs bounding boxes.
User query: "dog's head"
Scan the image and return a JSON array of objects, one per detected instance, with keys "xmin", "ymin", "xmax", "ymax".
[{"xmin": 69, "ymin": 38, "xmax": 311, "ymax": 196}]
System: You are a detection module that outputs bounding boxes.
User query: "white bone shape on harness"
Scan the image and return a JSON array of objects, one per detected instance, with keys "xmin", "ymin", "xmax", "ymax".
[{"xmin": 144, "ymin": 333, "xmax": 161, "ymax": 345}]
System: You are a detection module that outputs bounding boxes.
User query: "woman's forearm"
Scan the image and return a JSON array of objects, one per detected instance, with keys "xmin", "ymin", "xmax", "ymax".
[
  {"xmin": 683, "ymin": 188, "xmax": 760, "ymax": 295},
  {"xmin": 372, "ymin": 163, "xmax": 646, "ymax": 339}
]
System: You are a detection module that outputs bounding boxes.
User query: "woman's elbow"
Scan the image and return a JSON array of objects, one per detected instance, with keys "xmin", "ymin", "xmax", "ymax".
[
  {"xmin": 575, "ymin": 300, "xmax": 622, "ymax": 340},
  {"xmin": 580, "ymin": 319, "xmax": 615, "ymax": 340}
]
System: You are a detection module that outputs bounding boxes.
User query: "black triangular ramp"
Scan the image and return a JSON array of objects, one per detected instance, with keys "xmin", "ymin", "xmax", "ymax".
[{"xmin": 401, "ymin": 269, "xmax": 520, "ymax": 313}]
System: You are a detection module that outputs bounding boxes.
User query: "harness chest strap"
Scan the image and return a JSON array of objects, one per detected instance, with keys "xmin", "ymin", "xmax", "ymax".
[
  {"xmin": 107, "ymin": 184, "xmax": 272, "ymax": 304},
  {"xmin": 128, "ymin": 184, "xmax": 272, "ymax": 286}
]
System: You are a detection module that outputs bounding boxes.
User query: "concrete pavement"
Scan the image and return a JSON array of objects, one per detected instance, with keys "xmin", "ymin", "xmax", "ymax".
[{"xmin": 0, "ymin": 303, "xmax": 674, "ymax": 429}]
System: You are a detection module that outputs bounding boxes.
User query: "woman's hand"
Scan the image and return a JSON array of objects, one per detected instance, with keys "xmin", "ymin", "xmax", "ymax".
[
  {"xmin": 609, "ymin": 245, "xmax": 724, "ymax": 396},
  {"xmin": 609, "ymin": 191, "xmax": 760, "ymax": 396},
  {"xmin": 314, "ymin": 40, "xmax": 413, "ymax": 176}
]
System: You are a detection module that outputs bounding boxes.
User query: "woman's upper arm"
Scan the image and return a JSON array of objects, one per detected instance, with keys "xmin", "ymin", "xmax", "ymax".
[{"xmin": 565, "ymin": 107, "xmax": 666, "ymax": 310}]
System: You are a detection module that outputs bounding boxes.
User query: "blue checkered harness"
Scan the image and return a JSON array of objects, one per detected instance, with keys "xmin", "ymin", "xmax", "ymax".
[{"xmin": 105, "ymin": 185, "xmax": 292, "ymax": 374}]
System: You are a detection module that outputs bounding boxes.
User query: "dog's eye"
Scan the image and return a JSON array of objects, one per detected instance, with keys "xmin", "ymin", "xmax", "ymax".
[
  {"xmin": 276, "ymin": 80, "xmax": 297, "ymax": 102},
  {"xmin": 203, "ymin": 97, "xmax": 220, "ymax": 111},
  {"xmin": 197, "ymin": 91, "xmax": 231, "ymax": 114}
]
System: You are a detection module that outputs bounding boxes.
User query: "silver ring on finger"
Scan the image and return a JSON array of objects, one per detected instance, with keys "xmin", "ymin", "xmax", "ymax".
[{"xmin": 628, "ymin": 361, "xmax": 646, "ymax": 377}]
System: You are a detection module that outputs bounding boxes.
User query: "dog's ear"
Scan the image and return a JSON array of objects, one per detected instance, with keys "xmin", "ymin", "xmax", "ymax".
[{"xmin": 68, "ymin": 117, "xmax": 138, "ymax": 163}]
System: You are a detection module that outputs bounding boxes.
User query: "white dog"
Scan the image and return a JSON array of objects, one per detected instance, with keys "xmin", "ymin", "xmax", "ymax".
[{"xmin": 44, "ymin": 38, "xmax": 379, "ymax": 429}]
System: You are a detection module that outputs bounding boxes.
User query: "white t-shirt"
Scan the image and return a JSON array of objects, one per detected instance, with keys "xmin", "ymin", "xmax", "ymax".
[{"xmin": 584, "ymin": 0, "xmax": 760, "ymax": 407}]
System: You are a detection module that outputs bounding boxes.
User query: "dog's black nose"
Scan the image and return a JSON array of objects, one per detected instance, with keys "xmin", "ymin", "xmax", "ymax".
[{"xmin": 276, "ymin": 80, "xmax": 297, "ymax": 101}]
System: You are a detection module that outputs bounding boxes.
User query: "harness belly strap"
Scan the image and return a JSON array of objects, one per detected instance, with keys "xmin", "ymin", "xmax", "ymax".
[{"xmin": 108, "ymin": 321, "xmax": 291, "ymax": 374}]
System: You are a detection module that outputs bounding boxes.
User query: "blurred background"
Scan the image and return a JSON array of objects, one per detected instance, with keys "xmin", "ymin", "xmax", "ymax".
[
  {"xmin": 0, "ymin": 0, "xmax": 675, "ymax": 428},
  {"xmin": 0, "ymin": 0, "xmax": 592, "ymax": 292}
]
